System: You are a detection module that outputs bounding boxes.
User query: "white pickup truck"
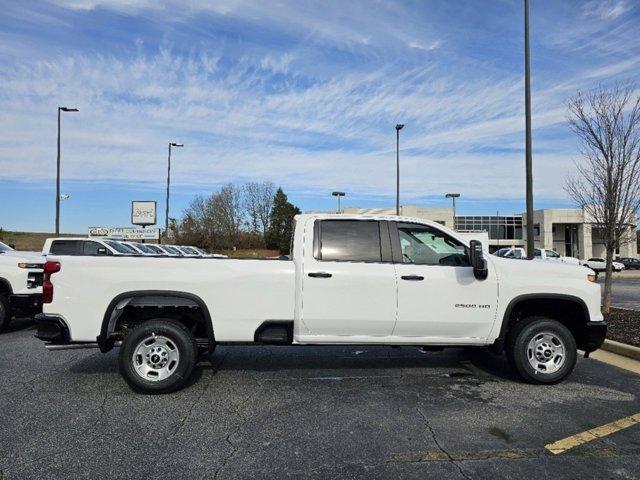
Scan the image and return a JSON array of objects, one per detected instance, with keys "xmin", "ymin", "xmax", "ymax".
[
  {"xmin": 36, "ymin": 214, "xmax": 606, "ymax": 393},
  {"xmin": 0, "ymin": 241, "xmax": 44, "ymax": 330}
]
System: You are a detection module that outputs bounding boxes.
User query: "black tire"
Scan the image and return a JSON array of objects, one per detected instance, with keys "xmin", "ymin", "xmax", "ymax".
[
  {"xmin": 0, "ymin": 295, "xmax": 11, "ymax": 332},
  {"xmin": 505, "ymin": 316, "xmax": 577, "ymax": 385},
  {"xmin": 118, "ymin": 319, "xmax": 198, "ymax": 394}
]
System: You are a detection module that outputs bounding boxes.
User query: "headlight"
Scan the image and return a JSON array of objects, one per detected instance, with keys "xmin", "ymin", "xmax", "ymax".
[{"xmin": 587, "ymin": 274, "xmax": 597, "ymax": 283}]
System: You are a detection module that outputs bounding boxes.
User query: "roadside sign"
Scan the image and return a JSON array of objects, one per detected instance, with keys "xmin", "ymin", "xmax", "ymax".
[
  {"xmin": 131, "ymin": 201, "xmax": 157, "ymax": 226},
  {"xmin": 88, "ymin": 227, "xmax": 160, "ymax": 240}
]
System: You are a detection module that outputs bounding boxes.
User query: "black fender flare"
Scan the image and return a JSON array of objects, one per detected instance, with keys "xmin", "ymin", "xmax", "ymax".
[
  {"xmin": 0, "ymin": 278, "xmax": 13, "ymax": 296},
  {"xmin": 497, "ymin": 293, "xmax": 590, "ymax": 342},
  {"xmin": 98, "ymin": 290, "xmax": 215, "ymax": 353}
]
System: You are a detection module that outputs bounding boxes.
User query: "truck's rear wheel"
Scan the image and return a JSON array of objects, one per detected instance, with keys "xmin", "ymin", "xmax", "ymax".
[
  {"xmin": 0, "ymin": 295, "xmax": 11, "ymax": 332},
  {"xmin": 118, "ymin": 319, "xmax": 198, "ymax": 394},
  {"xmin": 505, "ymin": 317, "xmax": 577, "ymax": 384}
]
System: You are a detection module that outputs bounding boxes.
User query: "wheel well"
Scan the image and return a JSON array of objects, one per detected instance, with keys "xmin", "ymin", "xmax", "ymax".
[
  {"xmin": 502, "ymin": 296, "xmax": 590, "ymax": 349},
  {"xmin": 99, "ymin": 292, "xmax": 214, "ymax": 352},
  {"xmin": 0, "ymin": 278, "xmax": 12, "ymax": 296}
]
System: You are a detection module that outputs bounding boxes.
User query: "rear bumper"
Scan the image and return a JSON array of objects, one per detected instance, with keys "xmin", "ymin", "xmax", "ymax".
[
  {"xmin": 579, "ymin": 321, "xmax": 607, "ymax": 353},
  {"xmin": 9, "ymin": 293, "xmax": 42, "ymax": 317},
  {"xmin": 34, "ymin": 313, "xmax": 70, "ymax": 344}
]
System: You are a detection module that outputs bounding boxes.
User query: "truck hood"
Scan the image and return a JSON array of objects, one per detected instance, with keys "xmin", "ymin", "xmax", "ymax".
[{"xmin": 491, "ymin": 255, "xmax": 593, "ymax": 279}]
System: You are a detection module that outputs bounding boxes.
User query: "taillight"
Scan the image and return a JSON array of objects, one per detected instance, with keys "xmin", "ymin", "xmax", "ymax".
[{"xmin": 42, "ymin": 261, "xmax": 61, "ymax": 304}]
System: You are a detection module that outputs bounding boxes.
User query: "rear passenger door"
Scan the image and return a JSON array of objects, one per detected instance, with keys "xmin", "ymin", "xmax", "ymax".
[{"xmin": 301, "ymin": 219, "xmax": 397, "ymax": 337}]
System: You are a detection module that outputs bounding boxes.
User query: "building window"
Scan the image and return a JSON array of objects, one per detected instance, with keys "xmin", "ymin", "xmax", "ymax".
[{"xmin": 455, "ymin": 215, "xmax": 523, "ymax": 240}]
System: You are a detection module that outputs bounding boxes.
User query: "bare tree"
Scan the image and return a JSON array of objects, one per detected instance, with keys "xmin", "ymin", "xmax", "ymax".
[
  {"xmin": 243, "ymin": 181, "xmax": 275, "ymax": 240},
  {"xmin": 565, "ymin": 84, "xmax": 640, "ymax": 314},
  {"xmin": 211, "ymin": 183, "xmax": 244, "ymax": 249}
]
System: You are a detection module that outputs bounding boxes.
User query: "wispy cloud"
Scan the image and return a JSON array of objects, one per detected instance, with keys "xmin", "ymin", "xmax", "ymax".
[{"xmin": 1, "ymin": 0, "xmax": 640, "ymax": 231}]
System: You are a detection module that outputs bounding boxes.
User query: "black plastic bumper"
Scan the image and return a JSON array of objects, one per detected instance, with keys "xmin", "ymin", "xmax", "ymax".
[
  {"xmin": 34, "ymin": 313, "xmax": 70, "ymax": 344},
  {"xmin": 9, "ymin": 293, "xmax": 42, "ymax": 317},
  {"xmin": 579, "ymin": 321, "xmax": 607, "ymax": 353}
]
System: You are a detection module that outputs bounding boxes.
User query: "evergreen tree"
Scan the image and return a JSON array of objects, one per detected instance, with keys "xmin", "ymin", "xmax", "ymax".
[{"xmin": 266, "ymin": 188, "xmax": 301, "ymax": 254}]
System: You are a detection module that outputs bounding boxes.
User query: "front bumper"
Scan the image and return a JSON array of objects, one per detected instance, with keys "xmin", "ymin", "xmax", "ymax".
[
  {"xmin": 579, "ymin": 321, "xmax": 607, "ymax": 353},
  {"xmin": 34, "ymin": 313, "xmax": 70, "ymax": 344},
  {"xmin": 9, "ymin": 293, "xmax": 42, "ymax": 317}
]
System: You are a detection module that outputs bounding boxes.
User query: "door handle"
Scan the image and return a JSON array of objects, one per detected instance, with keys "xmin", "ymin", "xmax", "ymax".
[
  {"xmin": 308, "ymin": 272, "xmax": 332, "ymax": 278},
  {"xmin": 401, "ymin": 275, "xmax": 424, "ymax": 281}
]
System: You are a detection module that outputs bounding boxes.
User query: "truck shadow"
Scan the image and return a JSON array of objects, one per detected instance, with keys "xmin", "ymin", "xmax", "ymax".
[
  {"xmin": 1, "ymin": 317, "xmax": 36, "ymax": 334},
  {"xmin": 200, "ymin": 345, "xmax": 519, "ymax": 382}
]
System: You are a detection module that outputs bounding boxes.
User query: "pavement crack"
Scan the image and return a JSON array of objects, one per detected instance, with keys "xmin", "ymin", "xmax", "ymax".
[
  {"xmin": 416, "ymin": 407, "xmax": 473, "ymax": 480},
  {"xmin": 213, "ymin": 375, "xmax": 260, "ymax": 480},
  {"xmin": 169, "ymin": 351, "xmax": 228, "ymax": 441}
]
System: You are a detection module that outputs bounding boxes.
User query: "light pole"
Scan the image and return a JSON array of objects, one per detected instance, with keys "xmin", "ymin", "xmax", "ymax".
[
  {"xmin": 165, "ymin": 142, "xmax": 184, "ymax": 237},
  {"xmin": 56, "ymin": 106, "xmax": 78, "ymax": 235},
  {"xmin": 395, "ymin": 124, "xmax": 404, "ymax": 215},
  {"xmin": 445, "ymin": 193, "xmax": 460, "ymax": 228},
  {"xmin": 332, "ymin": 191, "xmax": 345, "ymax": 213},
  {"xmin": 524, "ymin": 0, "xmax": 534, "ymax": 258}
]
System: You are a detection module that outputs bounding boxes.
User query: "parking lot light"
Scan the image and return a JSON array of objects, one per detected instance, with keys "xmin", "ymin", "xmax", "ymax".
[
  {"xmin": 56, "ymin": 106, "xmax": 79, "ymax": 235},
  {"xmin": 165, "ymin": 142, "xmax": 184, "ymax": 237},
  {"xmin": 395, "ymin": 124, "xmax": 404, "ymax": 216}
]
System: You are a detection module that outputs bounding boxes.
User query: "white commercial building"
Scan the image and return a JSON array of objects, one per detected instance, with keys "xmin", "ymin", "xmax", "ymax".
[{"xmin": 341, "ymin": 206, "xmax": 638, "ymax": 259}]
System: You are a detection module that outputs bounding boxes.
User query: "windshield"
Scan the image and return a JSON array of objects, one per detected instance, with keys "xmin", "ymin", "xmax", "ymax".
[
  {"xmin": 146, "ymin": 245, "xmax": 165, "ymax": 254},
  {"xmin": 135, "ymin": 243, "xmax": 156, "ymax": 254},
  {"xmin": 104, "ymin": 240, "xmax": 135, "ymax": 254},
  {"xmin": 0, "ymin": 241, "xmax": 13, "ymax": 253},
  {"xmin": 163, "ymin": 246, "xmax": 182, "ymax": 255}
]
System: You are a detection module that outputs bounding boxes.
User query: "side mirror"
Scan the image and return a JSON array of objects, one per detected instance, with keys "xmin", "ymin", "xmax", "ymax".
[
  {"xmin": 97, "ymin": 247, "xmax": 108, "ymax": 256},
  {"xmin": 469, "ymin": 240, "xmax": 488, "ymax": 280}
]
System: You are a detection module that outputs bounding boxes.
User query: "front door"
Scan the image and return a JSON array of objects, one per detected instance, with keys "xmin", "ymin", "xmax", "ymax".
[
  {"xmin": 391, "ymin": 222, "xmax": 498, "ymax": 341},
  {"xmin": 301, "ymin": 219, "xmax": 397, "ymax": 337}
]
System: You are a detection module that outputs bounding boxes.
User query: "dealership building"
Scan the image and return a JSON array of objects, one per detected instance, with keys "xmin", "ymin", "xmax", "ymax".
[{"xmin": 341, "ymin": 205, "xmax": 638, "ymax": 259}]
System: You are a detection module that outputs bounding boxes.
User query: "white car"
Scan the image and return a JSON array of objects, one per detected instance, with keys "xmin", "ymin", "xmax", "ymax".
[
  {"xmin": 534, "ymin": 248, "xmax": 581, "ymax": 266},
  {"xmin": 43, "ymin": 238, "xmax": 139, "ymax": 256},
  {"xmin": 175, "ymin": 246, "xmax": 201, "ymax": 257},
  {"xmin": 582, "ymin": 257, "xmax": 624, "ymax": 273},
  {"xmin": 36, "ymin": 213, "xmax": 605, "ymax": 393},
  {"xmin": 493, "ymin": 247, "xmax": 526, "ymax": 259},
  {"xmin": 191, "ymin": 246, "xmax": 228, "ymax": 258},
  {"xmin": 0, "ymin": 241, "xmax": 44, "ymax": 330},
  {"xmin": 120, "ymin": 241, "xmax": 157, "ymax": 256},
  {"xmin": 494, "ymin": 247, "xmax": 581, "ymax": 267}
]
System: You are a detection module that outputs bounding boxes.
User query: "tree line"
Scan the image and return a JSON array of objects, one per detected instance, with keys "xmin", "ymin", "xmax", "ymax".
[{"xmin": 168, "ymin": 182, "xmax": 301, "ymax": 253}]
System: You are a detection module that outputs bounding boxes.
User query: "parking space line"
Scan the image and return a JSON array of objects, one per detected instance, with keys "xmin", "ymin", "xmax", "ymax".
[{"xmin": 545, "ymin": 412, "xmax": 640, "ymax": 455}]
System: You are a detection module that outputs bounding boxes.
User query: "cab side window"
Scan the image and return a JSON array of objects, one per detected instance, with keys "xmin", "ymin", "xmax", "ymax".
[
  {"xmin": 396, "ymin": 223, "xmax": 469, "ymax": 266},
  {"xmin": 317, "ymin": 220, "xmax": 382, "ymax": 262},
  {"xmin": 49, "ymin": 240, "xmax": 80, "ymax": 255}
]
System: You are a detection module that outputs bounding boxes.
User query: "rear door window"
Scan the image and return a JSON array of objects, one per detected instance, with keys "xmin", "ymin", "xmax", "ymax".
[
  {"xmin": 317, "ymin": 220, "xmax": 381, "ymax": 262},
  {"xmin": 49, "ymin": 240, "xmax": 80, "ymax": 255}
]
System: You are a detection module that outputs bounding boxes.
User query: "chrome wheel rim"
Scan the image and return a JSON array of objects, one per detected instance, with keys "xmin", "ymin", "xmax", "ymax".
[
  {"xmin": 132, "ymin": 334, "xmax": 180, "ymax": 381},
  {"xmin": 527, "ymin": 332, "xmax": 565, "ymax": 374}
]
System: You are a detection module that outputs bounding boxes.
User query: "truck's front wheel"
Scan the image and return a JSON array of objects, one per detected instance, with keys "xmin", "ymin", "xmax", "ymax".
[
  {"xmin": 0, "ymin": 295, "xmax": 11, "ymax": 332},
  {"xmin": 506, "ymin": 317, "xmax": 577, "ymax": 384},
  {"xmin": 119, "ymin": 319, "xmax": 198, "ymax": 394}
]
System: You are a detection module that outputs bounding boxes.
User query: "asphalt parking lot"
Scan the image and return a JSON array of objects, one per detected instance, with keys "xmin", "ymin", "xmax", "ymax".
[
  {"xmin": 1, "ymin": 319, "xmax": 639, "ymax": 479},
  {"xmin": 601, "ymin": 278, "xmax": 640, "ymax": 310}
]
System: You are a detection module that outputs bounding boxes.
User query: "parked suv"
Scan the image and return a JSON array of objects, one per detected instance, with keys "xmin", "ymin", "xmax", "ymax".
[
  {"xmin": 43, "ymin": 238, "xmax": 139, "ymax": 256},
  {"xmin": 619, "ymin": 257, "xmax": 640, "ymax": 270},
  {"xmin": 0, "ymin": 241, "xmax": 44, "ymax": 331}
]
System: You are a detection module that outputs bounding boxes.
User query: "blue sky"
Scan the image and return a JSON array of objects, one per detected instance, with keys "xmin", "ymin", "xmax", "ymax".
[{"xmin": 1, "ymin": 0, "xmax": 639, "ymax": 232}]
